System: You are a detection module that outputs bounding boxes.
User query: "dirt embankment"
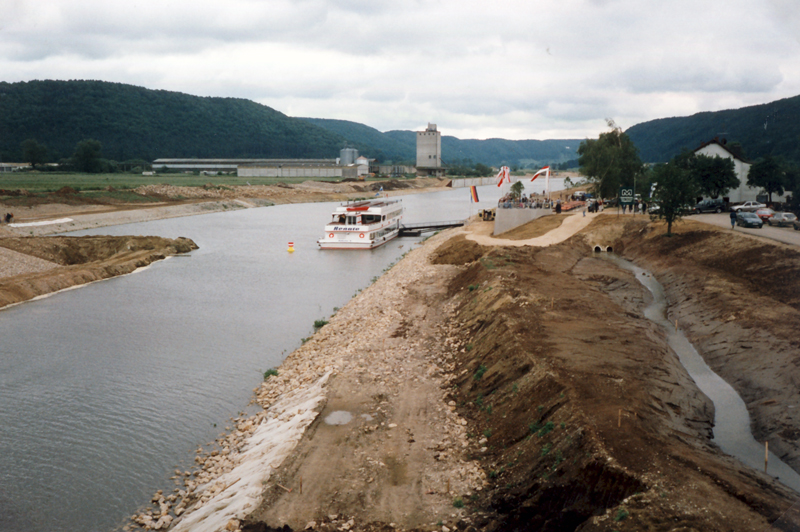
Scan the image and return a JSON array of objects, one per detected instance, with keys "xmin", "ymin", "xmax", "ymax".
[
  {"xmin": 197, "ymin": 218, "xmax": 800, "ymax": 532},
  {"xmin": 0, "ymin": 235, "xmax": 197, "ymax": 309},
  {"xmin": 608, "ymin": 217, "xmax": 800, "ymax": 477},
  {"xmin": 424, "ymin": 233, "xmax": 798, "ymax": 531}
]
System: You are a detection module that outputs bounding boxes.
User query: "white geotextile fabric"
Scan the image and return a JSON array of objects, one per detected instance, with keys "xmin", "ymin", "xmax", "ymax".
[
  {"xmin": 171, "ymin": 371, "xmax": 331, "ymax": 532},
  {"xmin": 9, "ymin": 218, "xmax": 73, "ymax": 227}
]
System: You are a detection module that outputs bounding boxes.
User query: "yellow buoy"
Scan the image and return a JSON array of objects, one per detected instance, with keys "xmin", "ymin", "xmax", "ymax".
[{"xmin": 287, "ymin": 241, "xmax": 294, "ymax": 253}]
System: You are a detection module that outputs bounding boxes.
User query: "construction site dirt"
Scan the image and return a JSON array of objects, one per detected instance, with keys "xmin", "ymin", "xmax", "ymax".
[{"xmin": 233, "ymin": 216, "xmax": 800, "ymax": 532}]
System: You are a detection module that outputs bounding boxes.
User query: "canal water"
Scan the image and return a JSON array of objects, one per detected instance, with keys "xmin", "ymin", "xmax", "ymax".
[{"xmin": 0, "ymin": 187, "xmax": 503, "ymax": 532}]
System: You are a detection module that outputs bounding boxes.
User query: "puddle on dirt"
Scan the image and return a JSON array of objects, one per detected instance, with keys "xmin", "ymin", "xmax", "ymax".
[
  {"xmin": 602, "ymin": 254, "xmax": 800, "ymax": 493},
  {"xmin": 324, "ymin": 411, "xmax": 353, "ymax": 425},
  {"xmin": 361, "ymin": 413, "xmax": 374, "ymax": 422}
]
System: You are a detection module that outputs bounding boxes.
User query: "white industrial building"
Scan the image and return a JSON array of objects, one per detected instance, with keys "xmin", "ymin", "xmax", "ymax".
[
  {"xmin": 694, "ymin": 139, "xmax": 789, "ymax": 203},
  {"xmin": 152, "ymin": 152, "xmax": 363, "ymax": 179}
]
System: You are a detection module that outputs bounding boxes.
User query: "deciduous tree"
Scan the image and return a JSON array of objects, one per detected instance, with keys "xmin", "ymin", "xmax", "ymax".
[
  {"xmin": 691, "ymin": 153, "xmax": 739, "ymax": 199},
  {"xmin": 650, "ymin": 161, "xmax": 699, "ymax": 236},
  {"xmin": 510, "ymin": 180, "xmax": 524, "ymax": 200},
  {"xmin": 578, "ymin": 120, "xmax": 644, "ymax": 199},
  {"xmin": 747, "ymin": 156, "xmax": 786, "ymax": 203},
  {"xmin": 72, "ymin": 139, "xmax": 104, "ymax": 173},
  {"xmin": 21, "ymin": 138, "xmax": 47, "ymax": 168}
]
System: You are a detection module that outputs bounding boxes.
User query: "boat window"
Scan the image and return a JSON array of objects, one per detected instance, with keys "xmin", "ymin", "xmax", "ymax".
[
  {"xmin": 362, "ymin": 214, "xmax": 380, "ymax": 224},
  {"xmin": 382, "ymin": 215, "xmax": 386, "ymax": 221},
  {"xmin": 346, "ymin": 216, "xmax": 357, "ymax": 225}
]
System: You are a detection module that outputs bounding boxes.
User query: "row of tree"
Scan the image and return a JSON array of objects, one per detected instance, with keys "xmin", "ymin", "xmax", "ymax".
[
  {"xmin": 578, "ymin": 121, "xmax": 799, "ymax": 234},
  {"xmin": 21, "ymin": 138, "xmax": 120, "ymax": 173}
]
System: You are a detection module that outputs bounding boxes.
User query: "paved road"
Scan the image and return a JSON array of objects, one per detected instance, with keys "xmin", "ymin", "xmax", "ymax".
[{"xmin": 687, "ymin": 213, "xmax": 800, "ymax": 247}]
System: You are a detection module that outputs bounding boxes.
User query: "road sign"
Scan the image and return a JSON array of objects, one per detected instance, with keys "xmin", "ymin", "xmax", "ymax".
[{"xmin": 619, "ymin": 187, "xmax": 634, "ymax": 205}]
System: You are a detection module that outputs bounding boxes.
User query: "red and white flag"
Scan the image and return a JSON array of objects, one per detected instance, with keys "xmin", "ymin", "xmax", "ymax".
[
  {"xmin": 495, "ymin": 166, "xmax": 511, "ymax": 187},
  {"xmin": 530, "ymin": 166, "xmax": 550, "ymax": 182}
]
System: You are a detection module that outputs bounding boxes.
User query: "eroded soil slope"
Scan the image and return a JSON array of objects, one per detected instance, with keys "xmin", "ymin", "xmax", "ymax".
[
  {"xmin": 0, "ymin": 235, "xmax": 197, "ymax": 308},
  {"xmin": 603, "ymin": 217, "xmax": 800, "ymax": 479},
  {"xmin": 432, "ymin": 234, "xmax": 798, "ymax": 531}
]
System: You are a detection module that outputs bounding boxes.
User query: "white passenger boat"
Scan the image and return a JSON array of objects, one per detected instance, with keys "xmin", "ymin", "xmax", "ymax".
[{"xmin": 318, "ymin": 199, "xmax": 403, "ymax": 249}]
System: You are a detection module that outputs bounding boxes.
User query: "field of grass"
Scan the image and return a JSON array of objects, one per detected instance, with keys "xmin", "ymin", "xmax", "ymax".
[{"xmin": 0, "ymin": 172, "xmax": 388, "ymax": 193}]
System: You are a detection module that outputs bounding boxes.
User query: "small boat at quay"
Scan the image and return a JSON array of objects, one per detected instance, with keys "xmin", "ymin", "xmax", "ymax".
[{"xmin": 318, "ymin": 199, "xmax": 403, "ymax": 249}]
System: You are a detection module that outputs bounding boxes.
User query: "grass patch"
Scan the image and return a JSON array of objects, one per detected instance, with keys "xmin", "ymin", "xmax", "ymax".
[
  {"xmin": 537, "ymin": 421, "xmax": 555, "ymax": 438},
  {"xmin": 263, "ymin": 369, "xmax": 279, "ymax": 380},
  {"xmin": 453, "ymin": 497, "xmax": 465, "ymax": 508},
  {"xmin": 474, "ymin": 364, "xmax": 487, "ymax": 380},
  {"xmin": 313, "ymin": 318, "xmax": 328, "ymax": 330},
  {"xmin": 0, "ymin": 171, "xmax": 384, "ymax": 192},
  {"xmin": 480, "ymin": 257, "xmax": 498, "ymax": 270},
  {"xmin": 614, "ymin": 509, "xmax": 629, "ymax": 522}
]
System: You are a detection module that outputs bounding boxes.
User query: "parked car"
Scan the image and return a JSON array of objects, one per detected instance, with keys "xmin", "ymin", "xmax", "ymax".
[
  {"xmin": 767, "ymin": 212, "xmax": 798, "ymax": 227},
  {"xmin": 755, "ymin": 208, "xmax": 776, "ymax": 222},
  {"xmin": 793, "ymin": 218, "xmax": 800, "ymax": 231},
  {"xmin": 731, "ymin": 201, "xmax": 767, "ymax": 212},
  {"xmin": 736, "ymin": 211, "xmax": 763, "ymax": 228},
  {"xmin": 693, "ymin": 199, "xmax": 726, "ymax": 214}
]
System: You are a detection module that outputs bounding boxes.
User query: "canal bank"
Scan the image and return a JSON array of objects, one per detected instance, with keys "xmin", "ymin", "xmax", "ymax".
[
  {"xmin": 151, "ymin": 214, "xmax": 800, "ymax": 532},
  {"xmin": 0, "ymin": 186, "xmax": 507, "ymax": 532}
]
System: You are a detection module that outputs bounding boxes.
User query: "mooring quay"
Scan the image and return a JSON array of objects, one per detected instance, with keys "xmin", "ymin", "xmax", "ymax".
[{"xmin": 398, "ymin": 220, "xmax": 465, "ymax": 237}]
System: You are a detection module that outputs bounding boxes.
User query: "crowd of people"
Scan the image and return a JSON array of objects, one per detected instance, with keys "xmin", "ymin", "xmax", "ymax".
[{"xmin": 498, "ymin": 193, "xmax": 549, "ymax": 209}]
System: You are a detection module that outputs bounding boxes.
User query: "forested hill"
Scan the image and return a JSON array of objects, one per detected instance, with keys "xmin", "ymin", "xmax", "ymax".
[
  {"xmin": 0, "ymin": 80, "xmax": 352, "ymax": 162},
  {"xmin": 301, "ymin": 117, "xmax": 583, "ymax": 168},
  {"xmin": 625, "ymin": 93, "xmax": 800, "ymax": 164},
  {"xmin": 1, "ymin": 79, "xmax": 581, "ymax": 167}
]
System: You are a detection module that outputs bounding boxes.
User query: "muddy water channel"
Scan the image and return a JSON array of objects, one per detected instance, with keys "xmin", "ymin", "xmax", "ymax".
[
  {"xmin": 0, "ymin": 187, "xmax": 503, "ymax": 532},
  {"xmin": 604, "ymin": 254, "xmax": 800, "ymax": 493}
]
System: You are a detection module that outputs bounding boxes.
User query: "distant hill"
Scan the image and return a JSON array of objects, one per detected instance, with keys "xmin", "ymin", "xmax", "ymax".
[
  {"xmin": 0, "ymin": 80, "xmax": 352, "ymax": 162},
  {"xmin": 302, "ymin": 117, "xmax": 582, "ymax": 168},
  {"xmin": 300, "ymin": 118, "xmax": 415, "ymax": 163},
  {"xmin": 626, "ymin": 94, "xmax": 800, "ymax": 164},
  {"xmin": 0, "ymin": 79, "xmax": 580, "ymax": 168}
]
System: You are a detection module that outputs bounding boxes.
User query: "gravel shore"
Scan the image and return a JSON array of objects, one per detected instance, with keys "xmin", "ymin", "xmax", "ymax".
[
  {"xmin": 0, "ymin": 245, "xmax": 60, "ymax": 278},
  {"xmin": 131, "ymin": 228, "xmax": 485, "ymax": 532}
]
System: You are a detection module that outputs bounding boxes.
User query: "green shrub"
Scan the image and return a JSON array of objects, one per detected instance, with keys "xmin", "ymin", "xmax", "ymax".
[
  {"xmin": 474, "ymin": 364, "xmax": 487, "ymax": 380},
  {"xmin": 453, "ymin": 497, "xmax": 465, "ymax": 508},
  {"xmin": 263, "ymin": 369, "xmax": 279, "ymax": 380}
]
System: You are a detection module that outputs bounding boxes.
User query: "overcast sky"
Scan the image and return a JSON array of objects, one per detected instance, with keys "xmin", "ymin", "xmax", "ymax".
[{"xmin": 3, "ymin": 0, "xmax": 800, "ymax": 140}]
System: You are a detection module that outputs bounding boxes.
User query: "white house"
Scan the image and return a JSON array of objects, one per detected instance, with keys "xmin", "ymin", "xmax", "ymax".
[{"xmin": 694, "ymin": 139, "xmax": 788, "ymax": 203}]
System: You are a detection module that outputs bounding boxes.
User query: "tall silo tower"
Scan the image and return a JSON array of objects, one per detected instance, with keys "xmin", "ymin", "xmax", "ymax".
[
  {"xmin": 416, "ymin": 123, "xmax": 445, "ymax": 177},
  {"xmin": 340, "ymin": 147, "xmax": 359, "ymax": 166}
]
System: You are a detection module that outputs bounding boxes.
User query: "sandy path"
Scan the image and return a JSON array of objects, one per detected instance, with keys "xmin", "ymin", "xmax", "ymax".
[{"xmin": 466, "ymin": 211, "xmax": 600, "ymax": 247}]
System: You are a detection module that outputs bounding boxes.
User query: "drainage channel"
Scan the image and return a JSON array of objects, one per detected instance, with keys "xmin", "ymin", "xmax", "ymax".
[{"xmin": 600, "ymin": 252, "xmax": 800, "ymax": 494}]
